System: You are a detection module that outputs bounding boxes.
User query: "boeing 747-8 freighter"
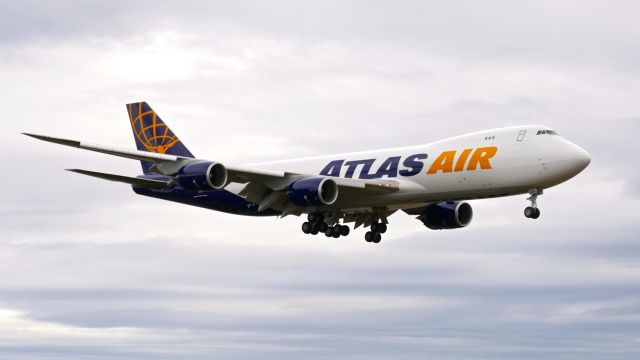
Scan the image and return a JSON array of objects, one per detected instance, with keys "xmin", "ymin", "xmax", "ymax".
[{"xmin": 25, "ymin": 102, "xmax": 590, "ymax": 243}]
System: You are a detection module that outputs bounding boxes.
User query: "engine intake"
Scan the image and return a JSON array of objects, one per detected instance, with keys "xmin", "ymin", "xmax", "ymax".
[
  {"xmin": 418, "ymin": 201, "xmax": 473, "ymax": 230},
  {"xmin": 176, "ymin": 161, "xmax": 227, "ymax": 191},
  {"xmin": 287, "ymin": 177, "xmax": 338, "ymax": 207}
]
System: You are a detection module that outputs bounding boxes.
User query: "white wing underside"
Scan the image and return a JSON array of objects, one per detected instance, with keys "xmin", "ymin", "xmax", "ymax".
[{"xmin": 24, "ymin": 133, "xmax": 400, "ymax": 216}]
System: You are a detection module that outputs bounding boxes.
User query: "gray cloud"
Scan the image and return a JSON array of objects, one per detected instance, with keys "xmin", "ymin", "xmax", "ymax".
[{"xmin": 1, "ymin": 0, "xmax": 640, "ymax": 359}]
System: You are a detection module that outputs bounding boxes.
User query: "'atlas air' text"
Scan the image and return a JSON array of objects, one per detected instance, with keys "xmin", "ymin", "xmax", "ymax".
[{"xmin": 319, "ymin": 147, "xmax": 498, "ymax": 179}]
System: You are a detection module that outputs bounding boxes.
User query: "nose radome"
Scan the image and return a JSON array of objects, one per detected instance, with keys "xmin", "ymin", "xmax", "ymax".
[{"xmin": 569, "ymin": 142, "xmax": 591, "ymax": 174}]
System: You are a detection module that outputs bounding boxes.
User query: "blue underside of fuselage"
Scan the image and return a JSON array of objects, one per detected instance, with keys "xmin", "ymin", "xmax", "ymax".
[{"xmin": 132, "ymin": 185, "xmax": 281, "ymax": 217}]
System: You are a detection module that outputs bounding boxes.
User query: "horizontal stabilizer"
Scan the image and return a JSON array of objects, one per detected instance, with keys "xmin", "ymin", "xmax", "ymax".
[{"xmin": 66, "ymin": 169, "xmax": 172, "ymax": 189}]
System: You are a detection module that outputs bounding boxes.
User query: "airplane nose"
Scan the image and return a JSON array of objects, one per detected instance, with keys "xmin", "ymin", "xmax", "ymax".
[{"xmin": 567, "ymin": 142, "xmax": 591, "ymax": 175}]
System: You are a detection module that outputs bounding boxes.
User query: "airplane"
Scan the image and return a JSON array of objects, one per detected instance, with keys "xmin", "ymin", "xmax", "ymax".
[{"xmin": 24, "ymin": 102, "xmax": 591, "ymax": 244}]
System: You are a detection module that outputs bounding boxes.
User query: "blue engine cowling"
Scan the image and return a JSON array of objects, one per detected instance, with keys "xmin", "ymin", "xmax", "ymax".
[
  {"xmin": 176, "ymin": 161, "xmax": 228, "ymax": 192},
  {"xmin": 287, "ymin": 177, "xmax": 339, "ymax": 207},
  {"xmin": 418, "ymin": 201, "xmax": 473, "ymax": 230}
]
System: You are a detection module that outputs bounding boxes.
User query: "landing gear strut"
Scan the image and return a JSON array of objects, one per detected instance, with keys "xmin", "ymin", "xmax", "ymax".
[{"xmin": 524, "ymin": 189, "xmax": 542, "ymax": 219}]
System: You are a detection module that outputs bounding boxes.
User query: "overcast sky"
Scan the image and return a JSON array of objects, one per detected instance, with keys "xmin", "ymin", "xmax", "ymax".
[{"xmin": 1, "ymin": 1, "xmax": 639, "ymax": 359}]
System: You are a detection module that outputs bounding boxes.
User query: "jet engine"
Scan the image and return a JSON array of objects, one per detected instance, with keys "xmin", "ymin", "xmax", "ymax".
[
  {"xmin": 176, "ymin": 161, "xmax": 228, "ymax": 192},
  {"xmin": 418, "ymin": 201, "xmax": 473, "ymax": 230},
  {"xmin": 287, "ymin": 177, "xmax": 339, "ymax": 207}
]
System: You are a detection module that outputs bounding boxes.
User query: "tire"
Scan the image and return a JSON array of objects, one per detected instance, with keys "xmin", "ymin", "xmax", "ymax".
[
  {"xmin": 331, "ymin": 226, "xmax": 341, "ymax": 237},
  {"xmin": 319, "ymin": 223, "xmax": 329, "ymax": 233},
  {"xmin": 310, "ymin": 224, "xmax": 319, "ymax": 235},
  {"xmin": 340, "ymin": 225, "xmax": 350, "ymax": 236},
  {"xmin": 524, "ymin": 207, "xmax": 535, "ymax": 218},
  {"xmin": 301, "ymin": 222, "xmax": 312, "ymax": 234},
  {"xmin": 372, "ymin": 233, "xmax": 382, "ymax": 243},
  {"xmin": 365, "ymin": 231, "xmax": 373, "ymax": 242},
  {"xmin": 325, "ymin": 228, "xmax": 333, "ymax": 237},
  {"xmin": 532, "ymin": 208, "xmax": 541, "ymax": 219},
  {"xmin": 378, "ymin": 223, "xmax": 387, "ymax": 234},
  {"xmin": 308, "ymin": 213, "xmax": 317, "ymax": 223},
  {"xmin": 371, "ymin": 223, "xmax": 379, "ymax": 232}
]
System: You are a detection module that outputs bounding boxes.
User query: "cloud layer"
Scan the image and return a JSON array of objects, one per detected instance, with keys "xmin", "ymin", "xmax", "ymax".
[{"xmin": 1, "ymin": 1, "xmax": 639, "ymax": 359}]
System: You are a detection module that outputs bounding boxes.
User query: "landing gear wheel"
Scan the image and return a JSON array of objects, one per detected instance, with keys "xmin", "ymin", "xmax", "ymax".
[
  {"xmin": 524, "ymin": 207, "xmax": 536, "ymax": 218},
  {"xmin": 365, "ymin": 231, "xmax": 374, "ymax": 242},
  {"xmin": 308, "ymin": 213, "xmax": 324, "ymax": 223},
  {"xmin": 339, "ymin": 225, "xmax": 350, "ymax": 236},
  {"xmin": 301, "ymin": 222, "xmax": 312, "ymax": 234},
  {"xmin": 331, "ymin": 226, "xmax": 341, "ymax": 238},
  {"xmin": 377, "ymin": 223, "xmax": 387, "ymax": 234},
  {"xmin": 524, "ymin": 207, "xmax": 541, "ymax": 219},
  {"xmin": 365, "ymin": 231, "xmax": 381, "ymax": 243},
  {"xmin": 524, "ymin": 189, "xmax": 543, "ymax": 220},
  {"xmin": 307, "ymin": 213, "xmax": 317, "ymax": 223},
  {"xmin": 310, "ymin": 224, "xmax": 320, "ymax": 235},
  {"xmin": 325, "ymin": 228, "xmax": 333, "ymax": 237},
  {"xmin": 319, "ymin": 223, "xmax": 329, "ymax": 233},
  {"xmin": 371, "ymin": 222, "xmax": 380, "ymax": 232},
  {"xmin": 532, "ymin": 208, "xmax": 541, "ymax": 219}
]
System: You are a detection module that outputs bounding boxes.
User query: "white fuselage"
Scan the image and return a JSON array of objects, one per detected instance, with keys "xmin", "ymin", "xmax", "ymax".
[{"xmin": 241, "ymin": 125, "xmax": 591, "ymax": 212}]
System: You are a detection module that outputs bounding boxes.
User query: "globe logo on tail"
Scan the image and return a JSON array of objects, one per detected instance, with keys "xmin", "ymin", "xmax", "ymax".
[{"xmin": 128, "ymin": 103, "xmax": 180, "ymax": 154}]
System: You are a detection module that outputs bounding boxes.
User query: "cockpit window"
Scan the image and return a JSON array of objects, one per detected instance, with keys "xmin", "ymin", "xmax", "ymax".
[{"xmin": 536, "ymin": 130, "xmax": 558, "ymax": 135}]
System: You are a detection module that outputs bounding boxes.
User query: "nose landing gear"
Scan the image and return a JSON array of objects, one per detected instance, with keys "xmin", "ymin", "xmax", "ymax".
[{"xmin": 524, "ymin": 188, "xmax": 542, "ymax": 219}]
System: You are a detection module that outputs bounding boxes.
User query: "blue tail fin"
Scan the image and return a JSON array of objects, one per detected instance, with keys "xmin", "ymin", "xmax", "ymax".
[{"xmin": 126, "ymin": 102, "xmax": 195, "ymax": 173}]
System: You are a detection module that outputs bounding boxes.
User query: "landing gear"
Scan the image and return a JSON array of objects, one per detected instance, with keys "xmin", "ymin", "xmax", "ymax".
[
  {"xmin": 303, "ymin": 212, "xmax": 324, "ymax": 235},
  {"xmin": 303, "ymin": 212, "xmax": 350, "ymax": 239},
  {"xmin": 324, "ymin": 225, "xmax": 350, "ymax": 238},
  {"xmin": 524, "ymin": 189, "xmax": 542, "ymax": 219},
  {"xmin": 370, "ymin": 222, "xmax": 387, "ymax": 234},
  {"xmin": 308, "ymin": 212, "xmax": 323, "ymax": 223},
  {"xmin": 365, "ymin": 231, "xmax": 381, "ymax": 243},
  {"xmin": 524, "ymin": 207, "xmax": 540, "ymax": 219},
  {"xmin": 301, "ymin": 222, "xmax": 312, "ymax": 234},
  {"xmin": 365, "ymin": 221, "xmax": 386, "ymax": 243},
  {"xmin": 303, "ymin": 212, "xmax": 388, "ymax": 243}
]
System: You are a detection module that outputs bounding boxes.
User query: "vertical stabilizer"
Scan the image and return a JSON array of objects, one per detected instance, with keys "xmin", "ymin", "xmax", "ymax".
[{"xmin": 126, "ymin": 102, "xmax": 194, "ymax": 173}]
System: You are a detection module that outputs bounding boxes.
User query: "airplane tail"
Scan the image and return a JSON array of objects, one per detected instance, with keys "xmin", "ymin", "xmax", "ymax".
[{"xmin": 126, "ymin": 102, "xmax": 195, "ymax": 173}]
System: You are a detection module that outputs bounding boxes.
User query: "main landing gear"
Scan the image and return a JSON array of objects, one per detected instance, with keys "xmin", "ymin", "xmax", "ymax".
[
  {"xmin": 524, "ymin": 188, "xmax": 542, "ymax": 219},
  {"xmin": 301, "ymin": 212, "xmax": 388, "ymax": 244},
  {"xmin": 365, "ymin": 221, "xmax": 387, "ymax": 244},
  {"xmin": 301, "ymin": 212, "xmax": 350, "ymax": 239}
]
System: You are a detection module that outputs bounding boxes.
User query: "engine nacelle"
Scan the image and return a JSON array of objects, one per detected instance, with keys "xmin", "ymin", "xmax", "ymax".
[
  {"xmin": 176, "ymin": 161, "xmax": 228, "ymax": 192},
  {"xmin": 418, "ymin": 201, "xmax": 473, "ymax": 230},
  {"xmin": 287, "ymin": 177, "xmax": 339, "ymax": 207}
]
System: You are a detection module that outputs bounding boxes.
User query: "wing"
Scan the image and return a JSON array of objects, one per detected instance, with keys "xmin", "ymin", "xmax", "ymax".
[{"xmin": 25, "ymin": 133, "xmax": 400, "ymax": 213}]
